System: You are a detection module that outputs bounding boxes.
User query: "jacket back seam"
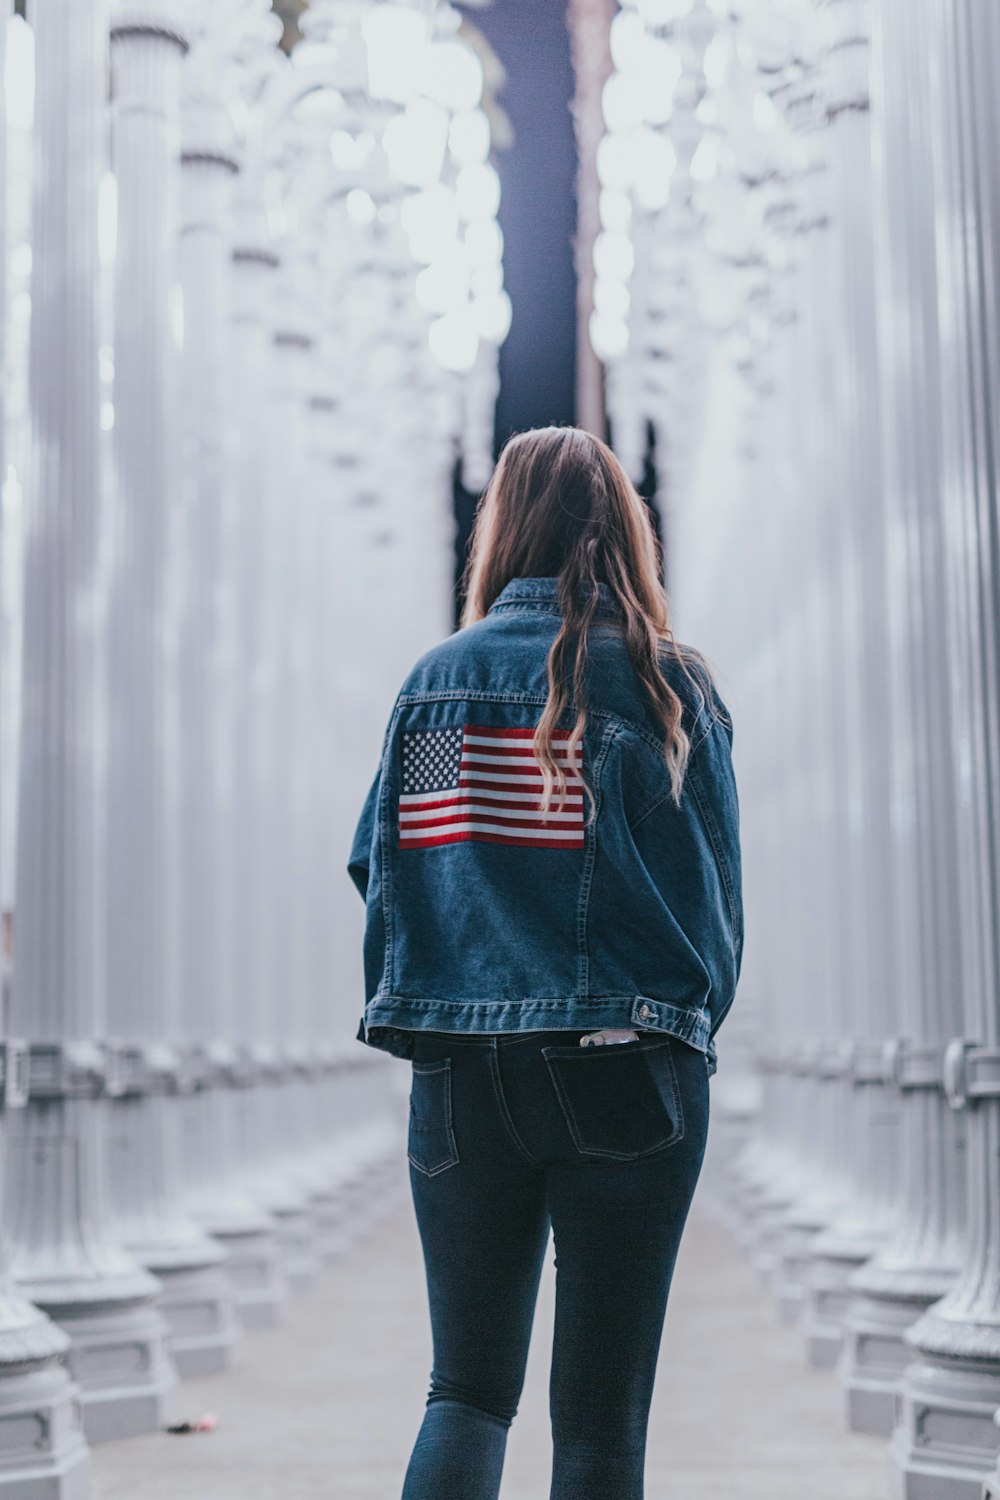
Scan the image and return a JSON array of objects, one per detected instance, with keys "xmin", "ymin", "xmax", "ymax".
[{"xmin": 395, "ymin": 688, "xmax": 672, "ymax": 759}]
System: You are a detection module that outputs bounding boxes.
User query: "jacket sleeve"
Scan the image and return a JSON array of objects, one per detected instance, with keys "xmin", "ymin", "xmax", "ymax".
[
  {"xmin": 347, "ymin": 768, "xmax": 381, "ymax": 900},
  {"xmin": 348, "ymin": 689, "xmax": 406, "ymax": 900},
  {"xmin": 624, "ymin": 682, "xmax": 743, "ymax": 1069},
  {"xmin": 686, "ymin": 704, "xmax": 743, "ymax": 1042}
]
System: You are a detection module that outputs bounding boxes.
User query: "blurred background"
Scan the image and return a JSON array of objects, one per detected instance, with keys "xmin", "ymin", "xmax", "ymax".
[{"xmin": 2, "ymin": 1, "xmax": 1000, "ymax": 1497}]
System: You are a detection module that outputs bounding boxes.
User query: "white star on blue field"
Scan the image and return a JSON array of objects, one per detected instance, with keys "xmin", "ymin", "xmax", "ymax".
[{"xmin": 402, "ymin": 729, "xmax": 464, "ymax": 794}]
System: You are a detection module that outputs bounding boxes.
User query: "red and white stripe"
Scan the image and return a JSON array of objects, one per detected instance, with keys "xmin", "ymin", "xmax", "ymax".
[{"xmin": 399, "ymin": 725, "xmax": 585, "ymax": 849}]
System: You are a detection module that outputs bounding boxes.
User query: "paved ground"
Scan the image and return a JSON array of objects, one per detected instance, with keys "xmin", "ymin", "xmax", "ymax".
[{"xmin": 92, "ymin": 1194, "xmax": 890, "ymax": 1499}]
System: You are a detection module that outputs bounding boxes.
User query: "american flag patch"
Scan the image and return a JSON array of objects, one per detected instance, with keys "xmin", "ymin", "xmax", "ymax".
[{"xmin": 398, "ymin": 725, "xmax": 585, "ymax": 850}]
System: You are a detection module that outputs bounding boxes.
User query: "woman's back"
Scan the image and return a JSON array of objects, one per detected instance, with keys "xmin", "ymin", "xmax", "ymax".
[{"xmin": 350, "ymin": 575, "xmax": 741, "ymax": 1069}]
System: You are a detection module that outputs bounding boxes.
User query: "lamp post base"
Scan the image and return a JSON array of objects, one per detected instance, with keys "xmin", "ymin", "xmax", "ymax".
[
  {"xmin": 891, "ymin": 1337, "xmax": 1000, "ymax": 1500},
  {"xmin": 0, "ymin": 1299, "xmax": 90, "ymax": 1497},
  {"xmin": 842, "ymin": 1263, "xmax": 956, "ymax": 1436}
]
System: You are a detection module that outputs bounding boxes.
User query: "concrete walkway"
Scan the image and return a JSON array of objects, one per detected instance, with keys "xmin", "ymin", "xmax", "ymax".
[{"xmin": 92, "ymin": 1194, "xmax": 890, "ymax": 1499}]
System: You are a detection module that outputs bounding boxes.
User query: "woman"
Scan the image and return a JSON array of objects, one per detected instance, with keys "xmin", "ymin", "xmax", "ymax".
[{"xmin": 348, "ymin": 426, "xmax": 742, "ymax": 1500}]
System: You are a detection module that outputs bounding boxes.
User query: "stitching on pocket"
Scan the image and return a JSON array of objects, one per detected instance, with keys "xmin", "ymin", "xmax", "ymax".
[
  {"xmin": 542, "ymin": 1040, "xmax": 685, "ymax": 1160},
  {"xmin": 408, "ymin": 1058, "xmax": 459, "ymax": 1176}
]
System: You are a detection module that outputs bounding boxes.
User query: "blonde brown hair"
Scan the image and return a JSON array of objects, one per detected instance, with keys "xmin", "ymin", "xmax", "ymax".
[{"xmin": 461, "ymin": 425, "xmax": 709, "ymax": 812}]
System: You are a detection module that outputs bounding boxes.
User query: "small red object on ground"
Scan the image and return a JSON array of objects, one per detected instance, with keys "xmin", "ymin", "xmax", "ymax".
[{"xmin": 165, "ymin": 1412, "xmax": 219, "ymax": 1435}]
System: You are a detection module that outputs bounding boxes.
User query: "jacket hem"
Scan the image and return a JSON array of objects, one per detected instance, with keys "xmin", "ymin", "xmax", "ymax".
[{"xmin": 358, "ymin": 993, "xmax": 712, "ymax": 1056}]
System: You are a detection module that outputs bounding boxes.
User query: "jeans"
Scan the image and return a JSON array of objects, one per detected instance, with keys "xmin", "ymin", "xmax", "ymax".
[{"xmin": 401, "ymin": 1029, "xmax": 710, "ymax": 1500}]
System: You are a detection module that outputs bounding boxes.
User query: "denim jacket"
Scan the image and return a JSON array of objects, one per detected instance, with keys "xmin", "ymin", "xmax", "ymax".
[{"xmin": 348, "ymin": 577, "xmax": 743, "ymax": 1071}]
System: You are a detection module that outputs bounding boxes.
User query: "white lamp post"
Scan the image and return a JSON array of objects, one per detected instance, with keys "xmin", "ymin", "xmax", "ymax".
[
  {"xmin": 226, "ymin": 172, "xmax": 293, "ymax": 1325},
  {"xmin": 103, "ymin": 0, "xmax": 235, "ymax": 1377},
  {"xmin": 890, "ymin": 0, "xmax": 1000, "ymax": 1488},
  {"xmin": 8, "ymin": 0, "xmax": 179, "ymax": 1446},
  {"xmin": 174, "ymin": 33, "xmax": 287, "ymax": 1330},
  {"xmin": 839, "ymin": 0, "xmax": 964, "ymax": 1435}
]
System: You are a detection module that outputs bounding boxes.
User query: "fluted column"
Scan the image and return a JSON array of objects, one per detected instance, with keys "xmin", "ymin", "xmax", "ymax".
[
  {"xmin": 0, "ymin": 1, "xmax": 89, "ymax": 1487},
  {"xmin": 226, "ymin": 184, "xmax": 305, "ymax": 1307},
  {"xmin": 226, "ymin": 183, "xmax": 289, "ymax": 1325},
  {"xmin": 839, "ymin": 0, "xmax": 964, "ymax": 1435},
  {"xmin": 277, "ymin": 233, "xmax": 346, "ymax": 1250},
  {"xmin": 7, "ymin": 0, "xmax": 174, "ymax": 1450},
  {"xmin": 801, "ymin": 0, "xmax": 900, "ymax": 1369},
  {"xmin": 104, "ymin": 2, "xmax": 235, "ymax": 1377},
  {"xmin": 174, "ymin": 70, "xmax": 282, "ymax": 1328},
  {"xmin": 751, "ymin": 74, "xmax": 847, "ymax": 1314},
  {"xmin": 891, "ymin": 0, "xmax": 1000, "ymax": 1492},
  {"xmin": 255, "ymin": 245, "xmax": 322, "ymax": 1289},
  {"xmin": 300, "ymin": 374, "xmax": 358, "ymax": 1259},
  {"xmin": 297, "ymin": 271, "xmax": 391, "ymax": 1261},
  {"xmin": 312, "ymin": 287, "xmax": 414, "ymax": 1254}
]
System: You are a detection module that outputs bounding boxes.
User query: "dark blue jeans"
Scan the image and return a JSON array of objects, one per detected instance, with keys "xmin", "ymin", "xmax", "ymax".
[{"xmin": 401, "ymin": 1029, "xmax": 710, "ymax": 1500}]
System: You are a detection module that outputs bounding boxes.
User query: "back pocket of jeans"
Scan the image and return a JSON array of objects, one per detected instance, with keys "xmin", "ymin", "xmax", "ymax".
[
  {"xmin": 408, "ymin": 1060, "xmax": 459, "ymax": 1176},
  {"xmin": 542, "ymin": 1039, "xmax": 684, "ymax": 1160}
]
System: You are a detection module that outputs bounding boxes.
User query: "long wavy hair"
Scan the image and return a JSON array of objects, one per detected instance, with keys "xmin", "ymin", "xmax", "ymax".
[{"xmin": 461, "ymin": 425, "xmax": 709, "ymax": 813}]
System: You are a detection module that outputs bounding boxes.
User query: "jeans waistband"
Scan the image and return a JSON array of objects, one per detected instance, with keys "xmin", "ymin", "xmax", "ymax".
[{"xmin": 417, "ymin": 1029, "xmax": 656, "ymax": 1049}]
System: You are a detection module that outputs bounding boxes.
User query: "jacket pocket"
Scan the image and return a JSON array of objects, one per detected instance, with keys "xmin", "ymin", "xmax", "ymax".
[
  {"xmin": 542, "ymin": 1038, "xmax": 684, "ymax": 1160},
  {"xmin": 408, "ymin": 1059, "xmax": 459, "ymax": 1176}
]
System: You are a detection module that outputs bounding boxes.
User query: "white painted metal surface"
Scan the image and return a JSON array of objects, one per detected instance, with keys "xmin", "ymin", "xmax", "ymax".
[
  {"xmin": 7, "ymin": 0, "xmax": 174, "ymax": 1450},
  {"xmin": 103, "ymin": 1, "xmax": 236, "ymax": 1383}
]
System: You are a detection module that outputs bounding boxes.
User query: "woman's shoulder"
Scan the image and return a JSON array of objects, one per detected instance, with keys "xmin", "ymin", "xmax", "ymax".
[
  {"xmin": 658, "ymin": 637, "xmax": 711, "ymax": 696},
  {"xmin": 654, "ymin": 639, "xmax": 730, "ymax": 743},
  {"xmin": 396, "ymin": 617, "xmax": 510, "ymax": 699},
  {"xmin": 580, "ymin": 631, "xmax": 714, "ymax": 740}
]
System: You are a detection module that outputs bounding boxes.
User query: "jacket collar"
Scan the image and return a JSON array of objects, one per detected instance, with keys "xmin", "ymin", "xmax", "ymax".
[{"xmin": 487, "ymin": 577, "xmax": 621, "ymax": 620}]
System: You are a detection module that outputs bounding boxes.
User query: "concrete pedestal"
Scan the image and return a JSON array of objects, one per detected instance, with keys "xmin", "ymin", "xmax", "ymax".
[{"xmin": 0, "ymin": 1298, "xmax": 90, "ymax": 1497}]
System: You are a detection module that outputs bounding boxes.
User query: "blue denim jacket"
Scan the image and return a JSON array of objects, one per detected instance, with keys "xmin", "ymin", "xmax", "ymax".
[{"xmin": 348, "ymin": 577, "xmax": 743, "ymax": 1070}]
